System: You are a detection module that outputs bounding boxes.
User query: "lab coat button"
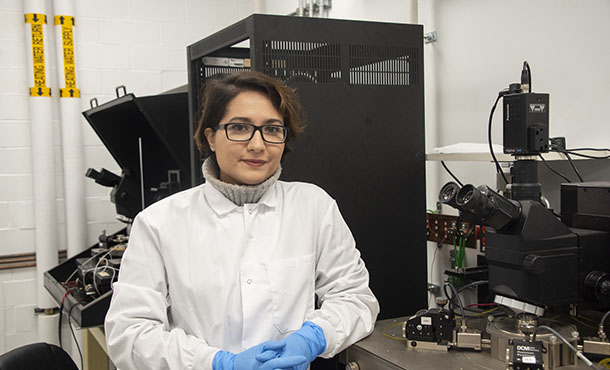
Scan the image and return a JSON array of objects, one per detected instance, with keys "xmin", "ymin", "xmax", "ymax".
[
  {"xmin": 247, "ymin": 279, "xmax": 252, "ymax": 284},
  {"xmin": 248, "ymin": 209, "xmax": 253, "ymax": 214}
]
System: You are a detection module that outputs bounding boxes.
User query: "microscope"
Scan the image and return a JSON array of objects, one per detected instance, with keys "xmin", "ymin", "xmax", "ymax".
[{"xmin": 436, "ymin": 63, "xmax": 610, "ymax": 368}]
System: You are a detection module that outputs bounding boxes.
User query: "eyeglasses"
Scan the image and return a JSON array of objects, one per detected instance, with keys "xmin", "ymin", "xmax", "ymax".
[{"xmin": 215, "ymin": 122, "xmax": 288, "ymax": 144}]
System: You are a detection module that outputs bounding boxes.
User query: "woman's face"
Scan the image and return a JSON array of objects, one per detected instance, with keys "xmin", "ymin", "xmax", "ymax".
[{"xmin": 204, "ymin": 90, "xmax": 285, "ymax": 185}]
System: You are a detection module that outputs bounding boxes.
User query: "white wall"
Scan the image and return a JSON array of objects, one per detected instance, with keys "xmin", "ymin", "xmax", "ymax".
[
  {"xmin": 0, "ymin": 0, "xmax": 252, "ymax": 353},
  {"xmin": 1, "ymin": 0, "xmax": 609, "ymax": 353}
]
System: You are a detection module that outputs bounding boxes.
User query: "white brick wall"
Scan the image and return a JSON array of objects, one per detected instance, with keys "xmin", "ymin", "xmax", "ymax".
[
  {"xmin": 0, "ymin": 0, "xmax": 254, "ymax": 353},
  {"xmin": 0, "ymin": 268, "xmax": 39, "ymax": 352}
]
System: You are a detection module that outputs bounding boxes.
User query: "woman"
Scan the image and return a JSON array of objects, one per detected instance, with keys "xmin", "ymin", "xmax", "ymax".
[{"xmin": 105, "ymin": 71, "xmax": 379, "ymax": 370}]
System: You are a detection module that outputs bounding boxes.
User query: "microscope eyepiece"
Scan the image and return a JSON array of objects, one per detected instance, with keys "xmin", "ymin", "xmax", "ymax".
[
  {"xmin": 439, "ymin": 182, "xmax": 460, "ymax": 208},
  {"xmin": 438, "ymin": 182, "xmax": 521, "ymax": 231},
  {"xmin": 457, "ymin": 185, "xmax": 495, "ymax": 217}
]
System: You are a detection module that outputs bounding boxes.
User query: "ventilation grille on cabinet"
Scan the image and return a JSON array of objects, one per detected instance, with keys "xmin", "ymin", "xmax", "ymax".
[
  {"xmin": 349, "ymin": 44, "xmax": 418, "ymax": 86},
  {"xmin": 262, "ymin": 40, "xmax": 341, "ymax": 84},
  {"xmin": 194, "ymin": 60, "xmax": 250, "ymax": 119}
]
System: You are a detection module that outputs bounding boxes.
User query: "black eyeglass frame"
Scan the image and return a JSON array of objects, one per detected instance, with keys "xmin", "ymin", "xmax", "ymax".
[{"xmin": 214, "ymin": 123, "xmax": 289, "ymax": 144}]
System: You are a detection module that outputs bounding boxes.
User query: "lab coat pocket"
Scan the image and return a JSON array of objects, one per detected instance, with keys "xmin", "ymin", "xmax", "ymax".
[{"xmin": 265, "ymin": 253, "xmax": 315, "ymax": 334}]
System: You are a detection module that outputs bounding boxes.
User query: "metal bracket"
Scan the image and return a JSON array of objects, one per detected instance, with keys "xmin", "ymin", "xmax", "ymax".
[
  {"xmin": 424, "ymin": 31, "xmax": 437, "ymax": 44},
  {"xmin": 115, "ymin": 85, "xmax": 127, "ymax": 98}
]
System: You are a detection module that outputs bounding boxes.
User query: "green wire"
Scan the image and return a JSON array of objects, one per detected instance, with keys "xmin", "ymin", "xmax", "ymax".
[
  {"xmin": 455, "ymin": 236, "xmax": 465, "ymax": 268},
  {"xmin": 458, "ymin": 237, "xmax": 462, "ymax": 267},
  {"xmin": 453, "ymin": 235, "xmax": 458, "ymax": 268},
  {"xmin": 461, "ymin": 237, "xmax": 466, "ymax": 267},
  {"xmin": 460, "ymin": 237, "xmax": 466, "ymax": 267},
  {"xmin": 460, "ymin": 237, "xmax": 464, "ymax": 267}
]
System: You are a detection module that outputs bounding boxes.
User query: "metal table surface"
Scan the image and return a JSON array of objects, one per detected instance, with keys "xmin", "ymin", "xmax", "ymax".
[{"xmin": 340, "ymin": 317, "xmax": 592, "ymax": 370}]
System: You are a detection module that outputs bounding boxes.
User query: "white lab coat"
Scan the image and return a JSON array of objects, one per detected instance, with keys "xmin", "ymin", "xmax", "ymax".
[{"xmin": 105, "ymin": 181, "xmax": 379, "ymax": 370}]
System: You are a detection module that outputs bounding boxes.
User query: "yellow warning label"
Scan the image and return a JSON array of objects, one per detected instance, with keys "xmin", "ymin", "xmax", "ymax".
[
  {"xmin": 59, "ymin": 88, "xmax": 80, "ymax": 98},
  {"xmin": 29, "ymin": 87, "xmax": 51, "ymax": 97},
  {"xmin": 26, "ymin": 13, "xmax": 50, "ymax": 97},
  {"xmin": 56, "ymin": 15, "xmax": 78, "ymax": 98},
  {"xmin": 25, "ymin": 13, "xmax": 47, "ymax": 25},
  {"xmin": 54, "ymin": 15, "xmax": 74, "ymax": 26}
]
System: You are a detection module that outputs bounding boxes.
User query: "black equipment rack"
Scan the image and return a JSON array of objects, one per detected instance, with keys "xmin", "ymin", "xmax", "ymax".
[{"xmin": 187, "ymin": 14, "xmax": 427, "ymax": 320}]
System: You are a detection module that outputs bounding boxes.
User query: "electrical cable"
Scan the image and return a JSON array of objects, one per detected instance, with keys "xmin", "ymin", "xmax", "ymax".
[
  {"xmin": 563, "ymin": 151, "xmax": 585, "ymax": 182},
  {"xmin": 566, "ymin": 147, "xmax": 610, "ymax": 152},
  {"xmin": 382, "ymin": 321, "xmax": 408, "ymax": 341},
  {"xmin": 455, "ymin": 307, "xmax": 499, "ymax": 319},
  {"xmin": 466, "ymin": 303, "xmax": 497, "ymax": 308},
  {"xmin": 578, "ymin": 314, "xmax": 600, "ymax": 325},
  {"xmin": 63, "ymin": 248, "xmax": 115, "ymax": 284},
  {"xmin": 58, "ymin": 293, "xmax": 66, "ymax": 348},
  {"xmin": 561, "ymin": 150, "xmax": 610, "ymax": 160},
  {"xmin": 459, "ymin": 236, "xmax": 464, "ymax": 267},
  {"xmin": 456, "ymin": 236, "xmax": 463, "ymax": 268},
  {"xmin": 550, "ymin": 145, "xmax": 585, "ymax": 181},
  {"xmin": 428, "ymin": 230, "xmax": 448, "ymax": 306},
  {"xmin": 457, "ymin": 280, "xmax": 489, "ymax": 294},
  {"xmin": 475, "ymin": 307, "xmax": 499, "ymax": 316},
  {"xmin": 68, "ymin": 303, "xmax": 84, "ymax": 370},
  {"xmin": 452, "ymin": 235, "xmax": 458, "ymax": 269},
  {"xmin": 429, "ymin": 246, "xmax": 440, "ymax": 290},
  {"xmin": 538, "ymin": 154, "xmax": 572, "ymax": 183},
  {"xmin": 532, "ymin": 325, "xmax": 598, "ymax": 369},
  {"xmin": 488, "ymin": 94, "xmax": 510, "ymax": 185},
  {"xmin": 570, "ymin": 316, "xmax": 597, "ymax": 330},
  {"xmin": 523, "ymin": 61, "xmax": 532, "ymax": 92},
  {"xmin": 440, "ymin": 161, "xmax": 464, "ymax": 187},
  {"xmin": 444, "ymin": 281, "xmax": 466, "ymax": 326},
  {"xmin": 58, "ymin": 282, "xmax": 77, "ymax": 349},
  {"xmin": 600, "ymin": 309, "xmax": 610, "ymax": 328},
  {"xmin": 93, "ymin": 257, "xmax": 106, "ymax": 296},
  {"xmin": 443, "ymin": 281, "xmax": 492, "ymax": 315},
  {"xmin": 429, "ymin": 234, "xmax": 449, "ymax": 309},
  {"xmin": 454, "ymin": 308, "xmax": 504, "ymax": 318},
  {"xmin": 599, "ymin": 309, "xmax": 610, "ymax": 338},
  {"xmin": 599, "ymin": 358, "xmax": 610, "ymax": 369}
]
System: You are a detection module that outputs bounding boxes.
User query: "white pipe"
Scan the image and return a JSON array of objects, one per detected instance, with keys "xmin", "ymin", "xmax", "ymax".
[
  {"xmin": 419, "ymin": 0, "xmax": 443, "ymax": 308},
  {"xmin": 252, "ymin": 0, "xmax": 262, "ymax": 13},
  {"xmin": 52, "ymin": 1, "xmax": 86, "ymax": 359},
  {"xmin": 321, "ymin": 0, "xmax": 331, "ymax": 18},
  {"xmin": 407, "ymin": 0, "xmax": 418, "ymax": 24},
  {"xmin": 53, "ymin": 0, "xmax": 87, "ymax": 259},
  {"xmin": 24, "ymin": 0, "xmax": 59, "ymax": 344}
]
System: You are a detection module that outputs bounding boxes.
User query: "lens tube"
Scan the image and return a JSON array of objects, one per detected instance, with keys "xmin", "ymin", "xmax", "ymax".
[{"xmin": 456, "ymin": 185, "xmax": 521, "ymax": 231}]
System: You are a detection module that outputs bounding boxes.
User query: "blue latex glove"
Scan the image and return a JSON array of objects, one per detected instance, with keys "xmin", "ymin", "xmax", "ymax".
[
  {"xmin": 213, "ymin": 340, "xmax": 307, "ymax": 370},
  {"xmin": 257, "ymin": 322, "xmax": 326, "ymax": 370}
]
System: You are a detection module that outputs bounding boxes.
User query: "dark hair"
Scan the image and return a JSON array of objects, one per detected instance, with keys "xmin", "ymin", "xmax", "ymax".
[{"xmin": 194, "ymin": 71, "xmax": 305, "ymax": 157}]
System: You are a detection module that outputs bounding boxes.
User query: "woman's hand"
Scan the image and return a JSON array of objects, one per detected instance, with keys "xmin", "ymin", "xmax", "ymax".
[
  {"xmin": 213, "ymin": 341, "xmax": 307, "ymax": 370},
  {"xmin": 257, "ymin": 322, "xmax": 326, "ymax": 370}
]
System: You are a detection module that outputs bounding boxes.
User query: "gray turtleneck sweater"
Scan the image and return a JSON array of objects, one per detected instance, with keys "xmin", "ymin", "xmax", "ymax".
[{"xmin": 201, "ymin": 157, "xmax": 281, "ymax": 206}]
